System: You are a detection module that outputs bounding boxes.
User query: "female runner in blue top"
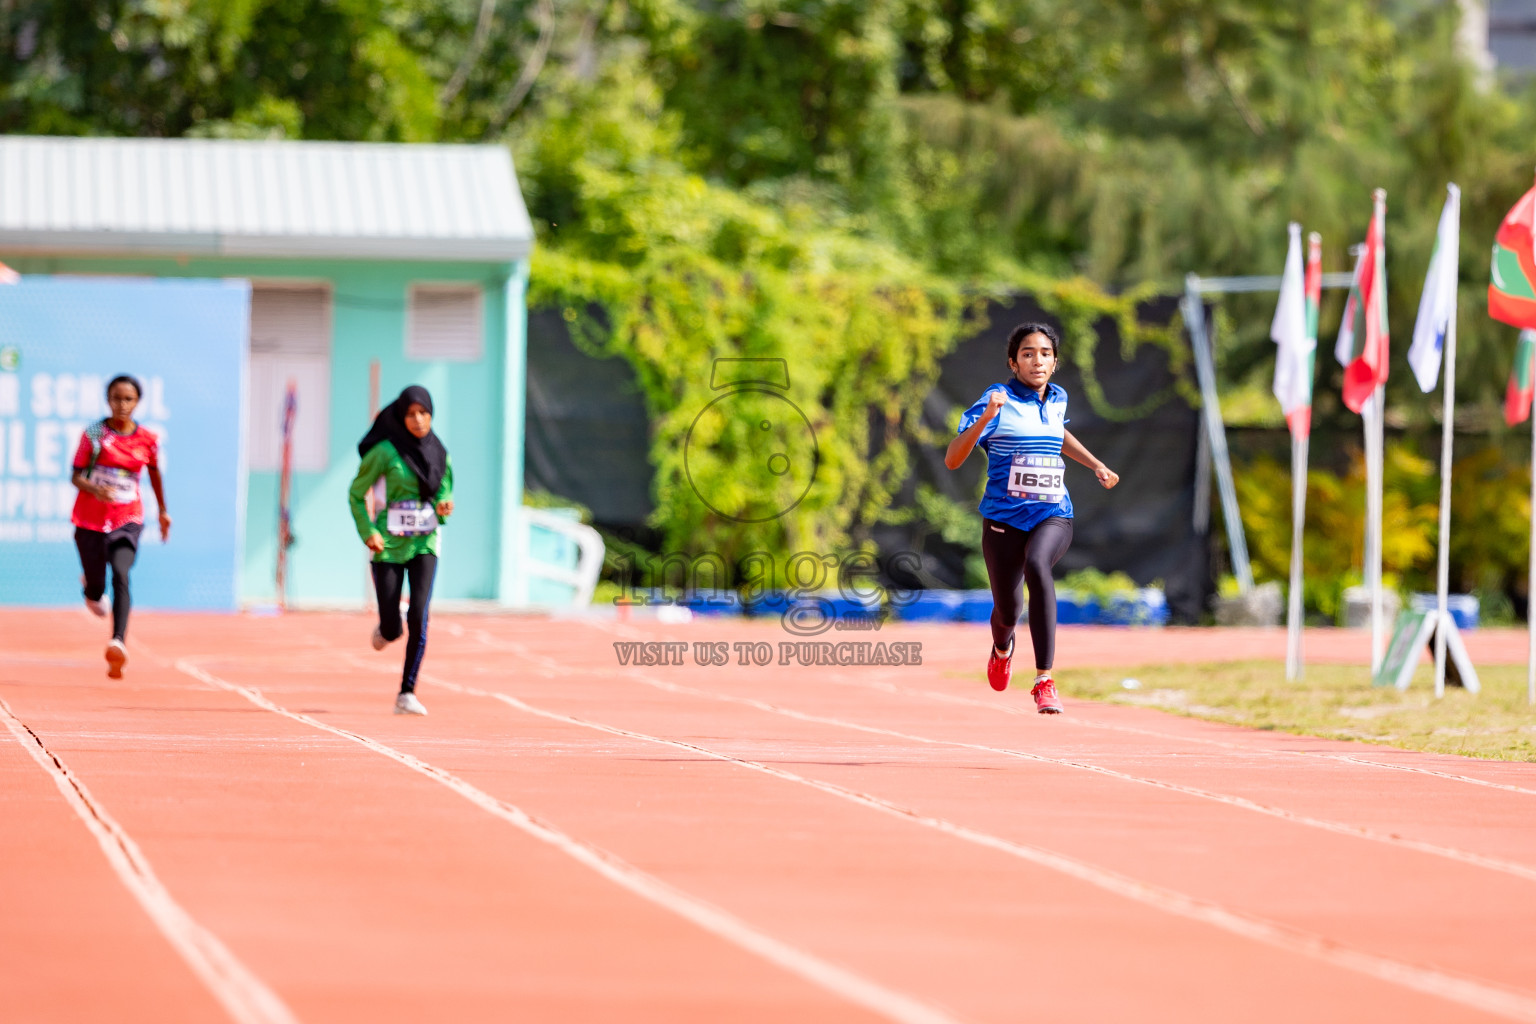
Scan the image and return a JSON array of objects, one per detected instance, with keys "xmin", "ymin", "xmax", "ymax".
[{"xmin": 944, "ymin": 322, "xmax": 1119, "ymax": 713}]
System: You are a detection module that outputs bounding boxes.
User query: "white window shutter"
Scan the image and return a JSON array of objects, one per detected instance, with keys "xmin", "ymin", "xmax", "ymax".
[
  {"xmin": 407, "ymin": 284, "xmax": 483, "ymax": 361},
  {"xmin": 247, "ymin": 285, "xmax": 332, "ymax": 472}
]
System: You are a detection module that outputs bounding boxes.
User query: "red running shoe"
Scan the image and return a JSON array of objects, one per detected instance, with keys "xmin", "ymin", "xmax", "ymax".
[
  {"xmin": 1031, "ymin": 676, "xmax": 1063, "ymax": 714},
  {"xmin": 986, "ymin": 638, "xmax": 1014, "ymax": 692}
]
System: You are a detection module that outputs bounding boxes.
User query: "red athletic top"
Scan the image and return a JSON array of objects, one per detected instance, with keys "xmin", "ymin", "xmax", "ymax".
[{"xmin": 70, "ymin": 423, "xmax": 160, "ymax": 533}]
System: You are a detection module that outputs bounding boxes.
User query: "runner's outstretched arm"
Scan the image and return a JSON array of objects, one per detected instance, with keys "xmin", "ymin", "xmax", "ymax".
[
  {"xmin": 349, "ymin": 444, "xmax": 390, "ymax": 553},
  {"xmin": 434, "ymin": 458, "xmax": 455, "ymax": 520},
  {"xmin": 146, "ymin": 465, "xmax": 171, "ymax": 540},
  {"xmin": 1062, "ymin": 429, "xmax": 1119, "ymax": 489},
  {"xmin": 945, "ymin": 390, "xmax": 1006, "ymax": 470}
]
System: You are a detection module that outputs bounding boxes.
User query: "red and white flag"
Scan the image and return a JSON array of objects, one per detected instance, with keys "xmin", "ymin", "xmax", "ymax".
[
  {"xmin": 1343, "ymin": 192, "xmax": 1390, "ymax": 413},
  {"xmin": 1270, "ymin": 224, "xmax": 1314, "ymax": 437}
]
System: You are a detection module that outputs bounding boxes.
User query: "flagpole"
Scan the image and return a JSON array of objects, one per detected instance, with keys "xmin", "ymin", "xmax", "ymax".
[
  {"xmin": 1284, "ymin": 229, "xmax": 1322, "ymax": 682},
  {"xmin": 1367, "ymin": 384, "xmax": 1386, "ymax": 672},
  {"xmin": 1361, "ymin": 392, "xmax": 1379, "ymax": 663},
  {"xmin": 1433, "ymin": 335, "xmax": 1452, "ymax": 698},
  {"xmin": 1336, "ymin": 241, "xmax": 1371, "ymax": 652},
  {"xmin": 1369, "ymin": 189, "xmax": 1389, "ymax": 674},
  {"xmin": 1362, "ymin": 394, "xmax": 1373, "ymax": 609},
  {"xmin": 1287, "ymin": 428, "xmax": 1308, "ymax": 679},
  {"xmin": 1530, "ymin": 395, "xmax": 1536, "ymax": 705},
  {"xmin": 1433, "ymin": 186, "xmax": 1461, "ymax": 698}
]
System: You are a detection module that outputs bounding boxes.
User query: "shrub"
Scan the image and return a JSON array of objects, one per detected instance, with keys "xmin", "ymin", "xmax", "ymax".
[{"xmin": 1235, "ymin": 441, "xmax": 1524, "ymax": 619}]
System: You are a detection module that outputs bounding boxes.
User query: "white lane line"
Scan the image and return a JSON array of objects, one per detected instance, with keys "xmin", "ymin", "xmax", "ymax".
[
  {"xmin": 1325, "ymin": 754, "xmax": 1536, "ymax": 795},
  {"xmin": 411, "ymin": 669, "xmax": 1536, "ymax": 1024},
  {"xmin": 173, "ymin": 660, "xmax": 960, "ymax": 1024},
  {"xmin": 939, "ymin": 692, "xmax": 1536, "ymax": 798},
  {"xmin": 560, "ymin": 617, "xmax": 1536, "ymax": 798},
  {"xmin": 458, "ymin": 631, "xmax": 1536, "ymax": 885},
  {"xmin": 0, "ymin": 696, "xmax": 300, "ymax": 1024},
  {"xmin": 631, "ymin": 677, "xmax": 1536, "ymax": 885}
]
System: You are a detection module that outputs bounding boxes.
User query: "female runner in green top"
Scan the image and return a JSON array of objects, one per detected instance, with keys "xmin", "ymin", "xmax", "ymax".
[{"xmin": 349, "ymin": 385, "xmax": 453, "ymax": 715}]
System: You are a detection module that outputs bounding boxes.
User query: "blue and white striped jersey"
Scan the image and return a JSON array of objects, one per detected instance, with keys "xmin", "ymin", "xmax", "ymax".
[{"xmin": 956, "ymin": 379, "xmax": 1075, "ymax": 532}]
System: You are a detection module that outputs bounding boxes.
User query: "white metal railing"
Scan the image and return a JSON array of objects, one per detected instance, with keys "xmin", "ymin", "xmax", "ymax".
[{"xmin": 512, "ymin": 507, "xmax": 605, "ymax": 609}]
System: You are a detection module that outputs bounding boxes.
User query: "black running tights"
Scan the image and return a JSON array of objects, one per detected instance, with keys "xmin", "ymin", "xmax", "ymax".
[
  {"xmin": 76, "ymin": 526, "xmax": 139, "ymax": 642},
  {"xmin": 372, "ymin": 553, "xmax": 438, "ymax": 694},
  {"xmin": 981, "ymin": 516, "xmax": 1074, "ymax": 671}
]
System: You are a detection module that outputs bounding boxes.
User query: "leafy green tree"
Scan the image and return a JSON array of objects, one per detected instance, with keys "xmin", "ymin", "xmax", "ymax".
[
  {"xmin": 9, "ymin": 0, "xmax": 1536, "ymax": 578},
  {"xmin": 519, "ymin": 56, "xmax": 971, "ymax": 561},
  {"xmin": 633, "ymin": 1, "xmax": 899, "ymax": 183},
  {"xmin": 0, "ymin": 0, "xmax": 442, "ymax": 139},
  {"xmin": 892, "ymin": 0, "xmax": 1536, "ymax": 425}
]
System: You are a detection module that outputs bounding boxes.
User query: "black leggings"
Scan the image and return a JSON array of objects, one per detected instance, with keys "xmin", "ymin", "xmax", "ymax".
[
  {"xmin": 372, "ymin": 553, "xmax": 438, "ymax": 694},
  {"xmin": 981, "ymin": 516, "xmax": 1073, "ymax": 671},
  {"xmin": 76, "ymin": 524, "xmax": 141, "ymax": 642}
]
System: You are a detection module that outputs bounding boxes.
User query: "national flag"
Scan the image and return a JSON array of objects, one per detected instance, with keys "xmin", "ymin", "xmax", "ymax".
[
  {"xmin": 1507, "ymin": 330, "xmax": 1536, "ymax": 426},
  {"xmin": 1270, "ymin": 223, "xmax": 1314, "ymax": 437},
  {"xmin": 1342, "ymin": 192, "xmax": 1390, "ymax": 414},
  {"xmin": 1490, "ymin": 180, "xmax": 1536, "ymax": 329},
  {"xmin": 1305, "ymin": 231, "xmax": 1322, "ymax": 349},
  {"xmin": 1335, "ymin": 245, "xmax": 1365, "ymax": 367},
  {"xmin": 1408, "ymin": 185, "xmax": 1461, "ymax": 392}
]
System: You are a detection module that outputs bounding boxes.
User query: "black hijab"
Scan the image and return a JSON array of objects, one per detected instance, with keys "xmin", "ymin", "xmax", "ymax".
[{"xmin": 358, "ymin": 385, "xmax": 448, "ymax": 502}]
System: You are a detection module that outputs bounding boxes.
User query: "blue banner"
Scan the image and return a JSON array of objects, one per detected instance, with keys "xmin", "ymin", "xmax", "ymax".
[{"xmin": 0, "ymin": 277, "xmax": 250, "ymax": 609}]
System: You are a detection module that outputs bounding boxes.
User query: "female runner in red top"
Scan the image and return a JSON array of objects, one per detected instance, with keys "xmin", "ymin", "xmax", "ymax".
[{"xmin": 70, "ymin": 375, "xmax": 171, "ymax": 678}]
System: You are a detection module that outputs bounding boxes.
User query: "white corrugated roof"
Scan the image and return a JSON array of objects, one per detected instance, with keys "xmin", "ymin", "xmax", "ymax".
[{"xmin": 0, "ymin": 135, "xmax": 534, "ymax": 261}]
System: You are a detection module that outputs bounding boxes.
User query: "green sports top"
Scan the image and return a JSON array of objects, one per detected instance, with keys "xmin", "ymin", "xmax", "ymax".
[{"xmin": 348, "ymin": 440, "xmax": 454, "ymax": 563}]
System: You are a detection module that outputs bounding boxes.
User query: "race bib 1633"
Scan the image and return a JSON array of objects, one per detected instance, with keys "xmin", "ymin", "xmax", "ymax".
[{"xmin": 1007, "ymin": 454, "xmax": 1067, "ymax": 503}]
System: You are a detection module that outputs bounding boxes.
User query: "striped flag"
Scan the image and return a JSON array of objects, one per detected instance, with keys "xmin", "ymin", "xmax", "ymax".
[
  {"xmin": 1342, "ymin": 193, "xmax": 1390, "ymax": 414},
  {"xmin": 1409, "ymin": 186, "xmax": 1461, "ymax": 392},
  {"xmin": 1490, "ymin": 180, "xmax": 1536, "ymax": 329},
  {"xmin": 1305, "ymin": 231, "xmax": 1322, "ymax": 364},
  {"xmin": 1507, "ymin": 330, "xmax": 1536, "ymax": 426},
  {"xmin": 1270, "ymin": 224, "xmax": 1314, "ymax": 437},
  {"xmin": 1335, "ymin": 245, "xmax": 1365, "ymax": 367}
]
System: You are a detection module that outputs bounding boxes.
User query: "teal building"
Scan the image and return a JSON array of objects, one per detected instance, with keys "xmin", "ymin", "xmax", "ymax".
[{"xmin": 0, "ymin": 135, "xmax": 546, "ymax": 606}]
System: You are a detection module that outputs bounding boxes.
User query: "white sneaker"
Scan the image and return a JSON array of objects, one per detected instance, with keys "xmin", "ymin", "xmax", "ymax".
[
  {"xmin": 81, "ymin": 576, "xmax": 108, "ymax": 618},
  {"xmin": 105, "ymin": 639, "xmax": 127, "ymax": 679},
  {"xmin": 394, "ymin": 692, "xmax": 427, "ymax": 715},
  {"xmin": 371, "ymin": 627, "xmax": 390, "ymax": 651}
]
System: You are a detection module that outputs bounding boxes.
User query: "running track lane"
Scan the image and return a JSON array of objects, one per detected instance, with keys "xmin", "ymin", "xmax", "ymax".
[
  {"xmin": 168, "ymin": 617, "xmax": 1536, "ymax": 1019},
  {"xmin": 422, "ymin": 620, "xmax": 1536, "ymax": 1004},
  {"xmin": 0, "ymin": 615, "xmax": 912, "ymax": 1023},
  {"xmin": 0, "ymin": 672, "xmax": 233, "ymax": 1024},
  {"xmin": 178, "ymin": 645, "xmax": 1529, "ymax": 1024},
  {"xmin": 5, "ymin": 609, "xmax": 1536, "ymax": 1023}
]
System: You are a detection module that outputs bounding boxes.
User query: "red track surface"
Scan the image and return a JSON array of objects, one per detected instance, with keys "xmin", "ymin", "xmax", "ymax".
[{"xmin": 4, "ymin": 610, "xmax": 1535, "ymax": 1023}]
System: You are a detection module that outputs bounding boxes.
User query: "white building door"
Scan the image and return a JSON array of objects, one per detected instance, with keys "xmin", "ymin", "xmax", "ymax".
[{"xmin": 247, "ymin": 284, "xmax": 332, "ymax": 472}]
